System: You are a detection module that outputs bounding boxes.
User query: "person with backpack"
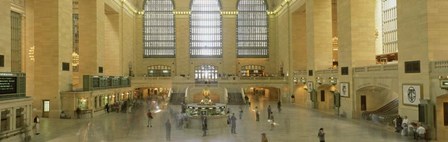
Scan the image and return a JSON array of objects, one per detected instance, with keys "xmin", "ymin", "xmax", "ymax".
[
  {"xmin": 33, "ymin": 115, "xmax": 40, "ymax": 135},
  {"xmin": 318, "ymin": 128, "xmax": 325, "ymax": 142},
  {"xmin": 147, "ymin": 111, "xmax": 153, "ymax": 127}
]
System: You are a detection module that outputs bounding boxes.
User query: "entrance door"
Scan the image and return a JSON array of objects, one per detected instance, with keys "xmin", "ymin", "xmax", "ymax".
[
  {"xmin": 444, "ymin": 102, "xmax": 448, "ymax": 126},
  {"xmin": 42, "ymin": 100, "xmax": 50, "ymax": 118},
  {"xmin": 361, "ymin": 96, "xmax": 366, "ymax": 111}
]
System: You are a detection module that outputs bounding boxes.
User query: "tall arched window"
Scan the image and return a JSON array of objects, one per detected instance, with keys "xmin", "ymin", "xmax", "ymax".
[
  {"xmin": 382, "ymin": 0, "xmax": 397, "ymax": 55},
  {"xmin": 237, "ymin": 0, "xmax": 268, "ymax": 58},
  {"xmin": 143, "ymin": 0, "xmax": 175, "ymax": 58},
  {"xmin": 190, "ymin": 0, "xmax": 222, "ymax": 58}
]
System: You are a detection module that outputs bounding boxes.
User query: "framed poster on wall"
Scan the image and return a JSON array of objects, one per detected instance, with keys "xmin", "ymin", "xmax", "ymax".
[
  {"xmin": 340, "ymin": 82, "xmax": 349, "ymax": 97},
  {"xmin": 402, "ymin": 84, "xmax": 422, "ymax": 106},
  {"xmin": 307, "ymin": 81, "xmax": 314, "ymax": 91}
]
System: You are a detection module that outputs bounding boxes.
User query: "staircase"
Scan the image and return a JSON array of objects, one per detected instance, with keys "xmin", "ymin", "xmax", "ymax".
[
  {"xmin": 169, "ymin": 93, "xmax": 185, "ymax": 105},
  {"xmin": 361, "ymin": 99, "xmax": 399, "ymax": 125},
  {"xmin": 227, "ymin": 93, "xmax": 245, "ymax": 105}
]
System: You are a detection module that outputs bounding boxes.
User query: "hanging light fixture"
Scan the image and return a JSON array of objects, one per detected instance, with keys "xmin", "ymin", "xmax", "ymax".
[{"xmin": 72, "ymin": 52, "xmax": 79, "ymax": 66}]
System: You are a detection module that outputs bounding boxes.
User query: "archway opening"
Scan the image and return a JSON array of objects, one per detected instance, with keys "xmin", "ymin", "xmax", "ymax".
[
  {"xmin": 316, "ymin": 84, "xmax": 334, "ymax": 112},
  {"xmin": 355, "ymin": 86, "xmax": 398, "ymax": 124},
  {"xmin": 293, "ymin": 84, "xmax": 309, "ymax": 107},
  {"xmin": 436, "ymin": 94, "xmax": 448, "ymax": 140}
]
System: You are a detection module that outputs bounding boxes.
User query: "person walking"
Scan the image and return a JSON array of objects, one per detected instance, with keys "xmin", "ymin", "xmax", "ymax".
[
  {"xmin": 105, "ymin": 103, "xmax": 109, "ymax": 113},
  {"xmin": 33, "ymin": 115, "xmax": 40, "ymax": 135},
  {"xmin": 239, "ymin": 108, "xmax": 243, "ymax": 119},
  {"xmin": 261, "ymin": 133, "xmax": 268, "ymax": 142},
  {"xmin": 291, "ymin": 95, "xmax": 295, "ymax": 103},
  {"xmin": 230, "ymin": 113, "xmax": 237, "ymax": 134},
  {"xmin": 267, "ymin": 105, "xmax": 272, "ymax": 120},
  {"xmin": 202, "ymin": 116, "xmax": 208, "ymax": 136},
  {"xmin": 277, "ymin": 101, "xmax": 282, "ymax": 113},
  {"xmin": 393, "ymin": 115, "xmax": 403, "ymax": 133},
  {"xmin": 165, "ymin": 119, "xmax": 171, "ymax": 141},
  {"xmin": 270, "ymin": 112, "xmax": 275, "ymax": 130},
  {"xmin": 318, "ymin": 128, "xmax": 325, "ymax": 142},
  {"xmin": 415, "ymin": 123, "xmax": 426, "ymax": 140},
  {"xmin": 256, "ymin": 109, "xmax": 260, "ymax": 122},
  {"xmin": 147, "ymin": 111, "xmax": 153, "ymax": 127},
  {"xmin": 76, "ymin": 107, "xmax": 81, "ymax": 119}
]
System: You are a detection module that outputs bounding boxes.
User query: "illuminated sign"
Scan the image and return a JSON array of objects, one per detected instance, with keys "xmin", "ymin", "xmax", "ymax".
[
  {"xmin": 0, "ymin": 76, "xmax": 17, "ymax": 94},
  {"xmin": 441, "ymin": 79, "xmax": 448, "ymax": 89}
]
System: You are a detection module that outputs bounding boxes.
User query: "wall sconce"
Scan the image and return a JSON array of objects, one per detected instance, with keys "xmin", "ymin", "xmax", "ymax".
[
  {"xmin": 329, "ymin": 77, "xmax": 337, "ymax": 85},
  {"xmin": 293, "ymin": 77, "xmax": 298, "ymax": 84},
  {"xmin": 28, "ymin": 46, "xmax": 35, "ymax": 61},
  {"xmin": 72, "ymin": 52, "xmax": 79, "ymax": 66},
  {"xmin": 316, "ymin": 77, "xmax": 322, "ymax": 84},
  {"xmin": 300, "ymin": 77, "xmax": 306, "ymax": 83},
  {"xmin": 329, "ymin": 85, "xmax": 337, "ymax": 92}
]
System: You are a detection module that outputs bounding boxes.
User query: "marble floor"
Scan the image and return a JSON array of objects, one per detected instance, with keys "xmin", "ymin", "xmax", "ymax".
[{"xmin": 31, "ymin": 100, "xmax": 423, "ymax": 142}]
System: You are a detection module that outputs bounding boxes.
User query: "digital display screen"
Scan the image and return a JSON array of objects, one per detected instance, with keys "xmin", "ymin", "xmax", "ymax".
[{"xmin": 0, "ymin": 76, "xmax": 17, "ymax": 94}]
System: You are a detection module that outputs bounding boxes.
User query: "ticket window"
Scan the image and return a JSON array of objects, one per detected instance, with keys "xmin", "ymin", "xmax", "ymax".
[
  {"xmin": 1, "ymin": 109, "xmax": 11, "ymax": 132},
  {"xmin": 444, "ymin": 102, "xmax": 448, "ymax": 126},
  {"xmin": 15, "ymin": 108, "xmax": 24, "ymax": 129}
]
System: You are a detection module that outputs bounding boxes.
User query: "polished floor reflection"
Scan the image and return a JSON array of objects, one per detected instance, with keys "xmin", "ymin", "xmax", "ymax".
[{"xmin": 32, "ymin": 99, "xmax": 420, "ymax": 142}]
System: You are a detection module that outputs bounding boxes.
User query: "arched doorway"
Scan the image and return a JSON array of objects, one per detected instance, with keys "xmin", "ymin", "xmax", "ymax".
[
  {"xmin": 244, "ymin": 87, "xmax": 281, "ymax": 103},
  {"xmin": 293, "ymin": 84, "xmax": 309, "ymax": 107},
  {"xmin": 316, "ymin": 85, "xmax": 335, "ymax": 112},
  {"xmin": 354, "ymin": 86, "xmax": 397, "ymax": 120},
  {"xmin": 436, "ymin": 94, "xmax": 448, "ymax": 141}
]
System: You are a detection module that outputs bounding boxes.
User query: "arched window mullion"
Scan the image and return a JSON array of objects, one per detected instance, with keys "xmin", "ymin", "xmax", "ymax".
[
  {"xmin": 190, "ymin": 0, "xmax": 223, "ymax": 58},
  {"xmin": 143, "ymin": 0, "xmax": 175, "ymax": 58},
  {"xmin": 237, "ymin": 0, "xmax": 269, "ymax": 58}
]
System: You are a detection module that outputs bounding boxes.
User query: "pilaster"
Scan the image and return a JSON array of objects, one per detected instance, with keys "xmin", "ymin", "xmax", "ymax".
[
  {"xmin": 0, "ymin": 0, "xmax": 11, "ymax": 72},
  {"xmin": 34, "ymin": 0, "xmax": 73, "ymax": 117}
]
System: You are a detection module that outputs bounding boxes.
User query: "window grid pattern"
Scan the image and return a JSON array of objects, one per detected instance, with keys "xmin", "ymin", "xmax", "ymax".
[
  {"xmin": 73, "ymin": 14, "xmax": 79, "ymax": 72},
  {"xmin": 194, "ymin": 65, "xmax": 218, "ymax": 80},
  {"xmin": 15, "ymin": 108, "xmax": 24, "ymax": 129},
  {"xmin": 190, "ymin": 0, "xmax": 222, "ymax": 58},
  {"xmin": 237, "ymin": 0, "xmax": 268, "ymax": 58},
  {"xmin": 241, "ymin": 65, "xmax": 265, "ymax": 70},
  {"xmin": 147, "ymin": 65, "xmax": 171, "ymax": 77},
  {"xmin": 240, "ymin": 65, "xmax": 265, "ymax": 76},
  {"xmin": 382, "ymin": 0, "xmax": 397, "ymax": 54},
  {"xmin": 143, "ymin": 0, "xmax": 175, "ymax": 58},
  {"xmin": 11, "ymin": 11, "xmax": 22, "ymax": 72}
]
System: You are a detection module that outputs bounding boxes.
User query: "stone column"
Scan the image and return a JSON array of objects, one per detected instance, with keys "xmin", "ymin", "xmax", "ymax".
[
  {"xmin": 306, "ymin": 0, "xmax": 333, "ymax": 71},
  {"xmin": 104, "ymin": 10, "xmax": 120, "ymax": 76},
  {"xmin": 398, "ymin": 0, "xmax": 448, "ymax": 140},
  {"xmin": 0, "ymin": 0, "xmax": 11, "ymax": 72},
  {"xmin": 25, "ymin": 0, "xmax": 35, "ymax": 99},
  {"xmin": 34, "ymin": 0, "xmax": 73, "ymax": 118},
  {"xmin": 175, "ymin": 14, "xmax": 190, "ymax": 76},
  {"xmin": 222, "ymin": 13, "xmax": 237, "ymax": 76},
  {"xmin": 78, "ymin": 0, "xmax": 105, "ymax": 75},
  {"xmin": 336, "ymin": 0, "xmax": 376, "ymax": 118},
  {"xmin": 291, "ymin": 10, "xmax": 307, "ymax": 70}
]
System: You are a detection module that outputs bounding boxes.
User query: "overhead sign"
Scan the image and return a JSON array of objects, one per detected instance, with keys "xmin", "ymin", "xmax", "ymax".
[
  {"xmin": 440, "ymin": 79, "xmax": 448, "ymax": 89},
  {"xmin": 0, "ymin": 76, "xmax": 17, "ymax": 94}
]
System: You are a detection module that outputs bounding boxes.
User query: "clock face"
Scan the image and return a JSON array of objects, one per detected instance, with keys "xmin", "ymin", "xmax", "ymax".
[
  {"xmin": 407, "ymin": 86, "xmax": 416, "ymax": 103},
  {"xmin": 402, "ymin": 85, "xmax": 421, "ymax": 105}
]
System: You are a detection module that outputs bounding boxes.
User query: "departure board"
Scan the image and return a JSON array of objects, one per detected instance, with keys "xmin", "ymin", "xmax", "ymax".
[{"xmin": 0, "ymin": 76, "xmax": 17, "ymax": 94}]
